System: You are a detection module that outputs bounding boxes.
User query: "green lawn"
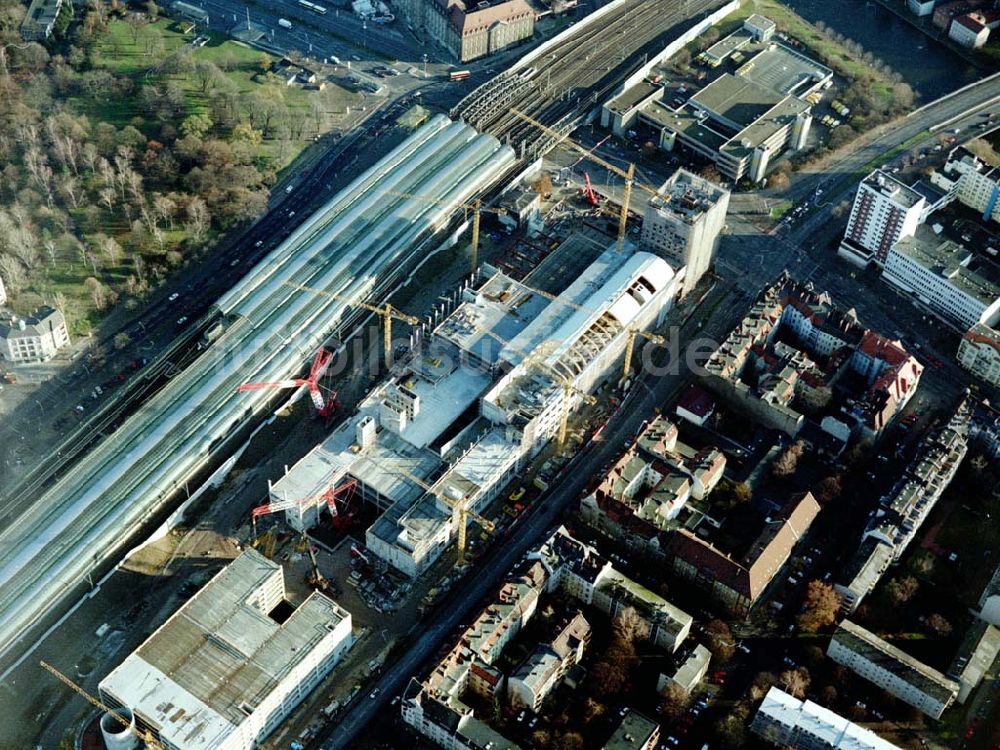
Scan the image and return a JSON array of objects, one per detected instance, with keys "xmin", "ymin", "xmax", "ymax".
[{"xmin": 759, "ymin": 0, "xmax": 898, "ymax": 108}]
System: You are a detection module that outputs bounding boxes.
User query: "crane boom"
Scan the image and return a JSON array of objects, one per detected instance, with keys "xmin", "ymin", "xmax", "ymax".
[{"xmin": 41, "ymin": 661, "xmax": 163, "ymax": 749}]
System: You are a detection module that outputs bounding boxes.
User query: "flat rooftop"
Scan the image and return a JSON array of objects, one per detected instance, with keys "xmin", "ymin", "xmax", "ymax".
[
  {"xmin": 863, "ymin": 170, "xmax": 925, "ymax": 209},
  {"xmin": 704, "ymin": 28, "xmax": 753, "ymax": 62},
  {"xmin": 738, "ymin": 42, "xmax": 832, "ymax": 97},
  {"xmin": 690, "ymin": 74, "xmax": 783, "ymax": 128},
  {"xmin": 648, "ymin": 168, "xmax": 729, "ymax": 220},
  {"xmin": 606, "ymin": 79, "xmax": 662, "ymax": 114},
  {"xmin": 722, "ymin": 93, "xmax": 809, "ymax": 159},
  {"xmin": 645, "ymin": 102, "xmax": 728, "ymax": 151},
  {"xmin": 435, "ymin": 270, "xmax": 551, "ymax": 366},
  {"xmin": 832, "ymin": 620, "xmax": 959, "ymax": 705},
  {"xmin": 100, "ymin": 551, "xmax": 350, "ymax": 750},
  {"xmin": 893, "ymin": 228, "xmax": 1000, "ymax": 306},
  {"xmin": 604, "ymin": 710, "xmax": 659, "ymax": 750}
]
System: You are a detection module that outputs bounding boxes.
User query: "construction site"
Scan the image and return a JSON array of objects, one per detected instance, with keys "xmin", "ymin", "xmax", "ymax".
[{"xmin": 0, "ymin": 0, "xmax": 746, "ymax": 747}]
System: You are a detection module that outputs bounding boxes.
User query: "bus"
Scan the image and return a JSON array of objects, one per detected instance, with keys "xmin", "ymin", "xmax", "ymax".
[
  {"xmin": 449, "ymin": 70, "xmax": 471, "ymax": 82},
  {"xmin": 298, "ymin": 0, "xmax": 328, "ymax": 14}
]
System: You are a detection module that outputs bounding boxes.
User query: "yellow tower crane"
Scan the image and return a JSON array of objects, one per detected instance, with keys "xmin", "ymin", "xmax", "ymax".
[
  {"xmin": 365, "ymin": 458, "xmax": 495, "ymax": 566},
  {"xmin": 384, "ymin": 190, "xmax": 508, "ymax": 274},
  {"xmin": 510, "ymin": 109, "xmax": 668, "ymax": 254},
  {"xmin": 475, "ymin": 326, "xmax": 597, "ymax": 455},
  {"xmin": 622, "ymin": 329, "xmax": 667, "ymax": 384},
  {"xmin": 283, "ymin": 282, "xmax": 421, "ymax": 366},
  {"xmin": 40, "ymin": 660, "xmax": 164, "ymax": 749}
]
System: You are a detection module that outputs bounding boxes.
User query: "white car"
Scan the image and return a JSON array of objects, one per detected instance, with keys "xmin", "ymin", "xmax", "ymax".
[
  {"xmin": 176, "ymin": 316, "xmax": 188, "ymax": 326},
  {"xmin": 168, "ymin": 292, "xmax": 179, "ymax": 302}
]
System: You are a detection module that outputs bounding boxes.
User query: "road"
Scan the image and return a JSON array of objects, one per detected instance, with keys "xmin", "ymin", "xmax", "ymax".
[
  {"xmin": 0, "ymin": 117, "xmax": 516, "ymax": 675},
  {"xmin": 317, "ymin": 278, "xmax": 746, "ymax": 750},
  {"xmin": 314, "ymin": 69, "xmax": 1000, "ymax": 750}
]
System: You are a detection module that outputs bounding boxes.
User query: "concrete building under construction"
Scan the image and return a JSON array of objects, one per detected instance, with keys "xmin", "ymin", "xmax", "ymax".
[{"xmin": 267, "ymin": 245, "xmax": 682, "ymax": 577}]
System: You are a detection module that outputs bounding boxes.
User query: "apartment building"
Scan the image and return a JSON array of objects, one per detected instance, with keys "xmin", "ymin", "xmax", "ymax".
[
  {"xmin": 751, "ymin": 686, "xmax": 903, "ymax": 750},
  {"xmin": 827, "ymin": 621, "xmax": 959, "ymax": 719},
  {"xmin": 603, "ymin": 710, "xmax": 660, "ymax": 750},
  {"xmin": 957, "ymin": 323, "xmax": 1000, "ymax": 386},
  {"xmin": 883, "ymin": 230, "xmax": 1000, "ymax": 330},
  {"xmin": 931, "ymin": 150, "xmax": 1000, "ymax": 224},
  {"xmin": 667, "ymin": 492, "xmax": 819, "ymax": 615},
  {"xmin": 0, "ymin": 307, "xmax": 71, "ymax": 363},
  {"xmin": 403, "ymin": 527, "xmax": 691, "ymax": 750},
  {"xmin": 948, "ymin": 621, "xmax": 1000, "ymax": 703},
  {"xmin": 640, "ymin": 169, "xmax": 731, "ymax": 295},
  {"xmin": 839, "ymin": 170, "xmax": 926, "ymax": 267},
  {"xmin": 837, "ymin": 398, "xmax": 972, "ymax": 611},
  {"xmin": 508, "ymin": 612, "xmax": 590, "ymax": 711}
]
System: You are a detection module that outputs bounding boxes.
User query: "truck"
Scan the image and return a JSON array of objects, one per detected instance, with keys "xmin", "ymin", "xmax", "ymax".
[{"xmin": 278, "ymin": 17, "xmax": 293, "ymax": 28}]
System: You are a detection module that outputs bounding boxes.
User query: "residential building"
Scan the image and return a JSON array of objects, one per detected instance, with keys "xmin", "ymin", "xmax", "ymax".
[
  {"xmin": 930, "ymin": 150, "xmax": 1000, "ymax": 224},
  {"xmin": 883, "ymin": 230, "xmax": 1000, "ymax": 330},
  {"xmin": 908, "ymin": 0, "xmax": 937, "ymax": 17},
  {"xmin": 508, "ymin": 612, "xmax": 590, "ymax": 711},
  {"xmin": 957, "ymin": 323, "xmax": 1000, "ymax": 386},
  {"xmin": 751, "ymin": 686, "xmax": 903, "ymax": 750},
  {"xmin": 659, "ymin": 644, "xmax": 711, "ymax": 694},
  {"xmin": 20, "ymin": 0, "xmax": 62, "ymax": 40},
  {"xmin": 704, "ymin": 275, "xmax": 922, "ymax": 438},
  {"xmin": 666, "ymin": 492, "xmax": 820, "ymax": 615},
  {"xmin": 827, "ymin": 620, "xmax": 960, "ymax": 719},
  {"xmin": 837, "ymin": 397, "xmax": 971, "ymax": 611},
  {"xmin": 99, "ymin": 550, "xmax": 354, "ymax": 750},
  {"xmin": 979, "ymin": 562, "xmax": 1000, "ymax": 626},
  {"xmin": 603, "ymin": 710, "xmax": 660, "ymax": 750},
  {"xmin": 933, "ymin": 0, "xmax": 993, "ymax": 29},
  {"xmin": 839, "ymin": 170, "xmax": 926, "ymax": 267},
  {"xmin": 403, "ymin": 527, "xmax": 689, "ymax": 750},
  {"xmin": 640, "ymin": 169, "xmax": 731, "ymax": 295},
  {"xmin": 675, "ymin": 384, "xmax": 715, "ymax": 426},
  {"xmin": 581, "ymin": 415, "xmax": 726, "ymax": 547},
  {"xmin": 948, "ymin": 621, "xmax": 1000, "ymax": 703},
  {"xmin": 949, "ymin": 10, "xmax": 1000, "ymax": 47},
  {"xmin": 0, "ymin": 307, "xmax": 71, "ymax": 363},
  {"xmin": 424, "ymin": 0, "xmax": 534, "ymax": 63}
]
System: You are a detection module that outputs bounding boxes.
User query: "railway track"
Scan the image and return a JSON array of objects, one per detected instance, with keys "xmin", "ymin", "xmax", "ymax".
[{"xmin": 454, "ymin": 0, "xmax": 720, "ymax": 154}]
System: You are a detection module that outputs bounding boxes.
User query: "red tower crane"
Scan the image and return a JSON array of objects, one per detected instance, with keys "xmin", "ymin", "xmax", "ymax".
[
  {"xmin": 237, "ymin": 348, "xmax": 340, "ymax": 419},
  {"xmin": 251, "ymin": 477, "xmax": 358, "ymax": 534},
  {"xmin": 581, "ymin": 172, "xmax": 601, "ymax": 206}
]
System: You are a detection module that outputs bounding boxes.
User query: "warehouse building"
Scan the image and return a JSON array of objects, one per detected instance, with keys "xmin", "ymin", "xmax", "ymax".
[
  {"xmin": 99, "ymin": 550, "xmax": 354, "ymax": 750},
  {"xmin": 602, "ymin": 17, "xmax": 830, "ymax": 183}
]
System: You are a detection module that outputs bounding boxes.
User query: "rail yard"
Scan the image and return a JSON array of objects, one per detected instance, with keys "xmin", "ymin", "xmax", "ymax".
[{"xmin": 0, "ymin": 116, "xmax": 515, "ymax": 668}]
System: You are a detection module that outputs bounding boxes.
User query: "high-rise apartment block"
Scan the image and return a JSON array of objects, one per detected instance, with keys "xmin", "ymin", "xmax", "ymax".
[
  {"xmin": 839, "ymin": 170, "xmax": 926, "ymax": 267},
  {"xmin": 640, "ymin": 169, "xmax": 730, "ymax": 295}
]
